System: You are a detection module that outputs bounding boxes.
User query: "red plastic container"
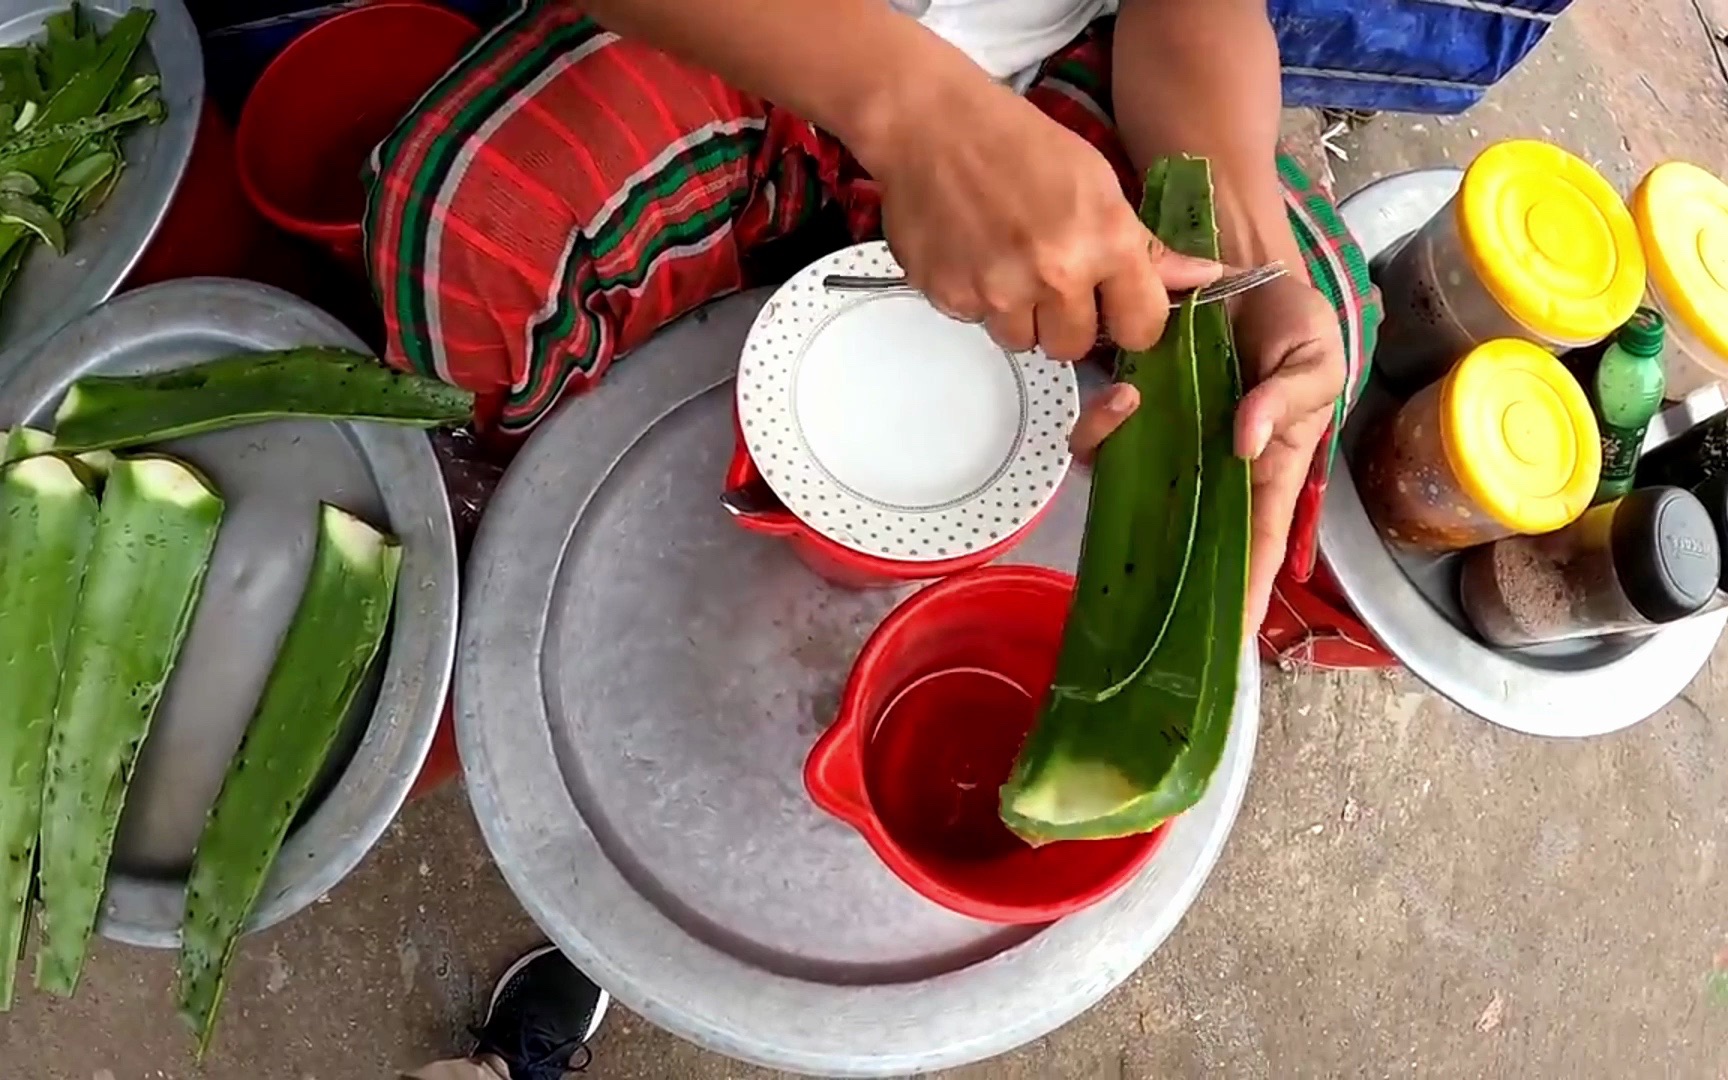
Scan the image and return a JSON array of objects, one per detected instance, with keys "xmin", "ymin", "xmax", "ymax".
[
  {"xmin": 804, "ymin": 565, "xmax": 1167, "ymax": 924},
  {"xmin": 235, "ymin": 2, "xmax": 479, "ymax": 266},
  {"xmin": 724, "ymin": 420, "xmax": 1052, "ymax": 590}
]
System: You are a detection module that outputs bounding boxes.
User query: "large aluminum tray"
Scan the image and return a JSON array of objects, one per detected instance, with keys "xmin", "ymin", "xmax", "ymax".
[{"xmin": 457, "ymin": 289, "xmax": 1262, "ymax": 1076}]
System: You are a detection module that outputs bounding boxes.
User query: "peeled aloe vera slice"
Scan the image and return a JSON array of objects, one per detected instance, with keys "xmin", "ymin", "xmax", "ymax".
[
  {"xmin": 0, "ymin": 456, "xmax": 98, "ymax": 1010},
  {"xmin": 177, "ymin": 504, "xmax": 401, "ymax": 1056},
  {"xmin": 1001, "ymin": 157, "xmax": 1251, "ymax": 841},
  {"xmin": 52, "ymin": 347, "xmax": 476, "ymax": 453},
  {"xmin": 35, "ymin": 456, "xmax": 223, "ymax": 996}
]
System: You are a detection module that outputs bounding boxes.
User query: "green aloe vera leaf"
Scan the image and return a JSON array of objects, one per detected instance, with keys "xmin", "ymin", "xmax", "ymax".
[
  {"xmin": 34, "ymin": 456, "xmax": 222, "ymax": 996},
  {"xmin": 52, "ymin": 348, "xmax": 475, "ymax": 452},
  {"xmin": 0, "ymin": 190, "xmax": 63, "ymax": 253},
  {"xmin": 177, "ymin": 504, "xmax": 401, "ymax": 1057},
  {"xmin": 1000, "ymin": 156, "xmax": 1251, "ymax": 841},
  {"xmin": 1041, "ymin": 160, "xmax": 1202, "ymax": 705},
  {"xmin": 0, "ymin": 455, "xmax": 98, "ymax": 1010},
  {"xmin": 1120, "ymin": 156, "xmax": 1252, "ymax": 825},
  {"xmin": 2, "ymin": 426, "xmax": 53, "ymax": 463}
]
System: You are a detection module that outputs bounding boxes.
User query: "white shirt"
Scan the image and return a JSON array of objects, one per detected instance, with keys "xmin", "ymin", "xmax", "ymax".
[{"xmin": 893, "ymin": 0, "xmax": 1120, "ymax": 88}]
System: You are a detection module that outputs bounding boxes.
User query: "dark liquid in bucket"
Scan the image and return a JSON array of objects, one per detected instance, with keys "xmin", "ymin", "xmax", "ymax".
[{"xmin": 864, "ymin": 668, "xmax": 1033, "ymax": 863}]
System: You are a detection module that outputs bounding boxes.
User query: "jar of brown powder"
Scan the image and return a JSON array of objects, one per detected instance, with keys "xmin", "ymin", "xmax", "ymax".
[{"xmin": 1459, "ymin": 486, "xmax": 1720, "ymax": 648}]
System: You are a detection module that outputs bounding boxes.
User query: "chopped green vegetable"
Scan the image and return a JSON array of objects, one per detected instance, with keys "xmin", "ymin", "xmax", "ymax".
[
  {"xmin": 34, "ymin": 456, "xmax": 223, "ymax": 996},
  {"xmin": 0, "ymin": 455, "xmax": 98, "ymax": 1010},
  {"xmin": 2, "ymin": 426, "xmax": 53, "ymax": 463},
  {"xmin": 1000, "ymin": 157, "xmax": 1251, "ymax": 842},
  {"xmin": 53, "ymin": 348, "xmax": 477, "ymax": 453},
  {"xmin": 177, "ymin": 504, "xmax": 401, "ymax": 1056},
  {"xmin": 0, "ymin": 4, "xmax": 163, "ymax": 317}
]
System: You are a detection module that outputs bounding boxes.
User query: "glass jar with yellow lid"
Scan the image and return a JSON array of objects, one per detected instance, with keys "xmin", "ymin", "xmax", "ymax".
[
  {"xmin": 1358, "ymin": 338, "xmax": 1601, "ymax": 552},
  {"xmin": 1376, "ymin": 140, "xmax": 1647, "ymax": 389},
  {"xmin": 1630, "ymin": 161, "xmax": 1728, "ymax": 401}
]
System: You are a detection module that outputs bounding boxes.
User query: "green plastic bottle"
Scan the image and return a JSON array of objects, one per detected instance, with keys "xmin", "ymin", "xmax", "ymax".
[{"xmin": 1592, "ymin": 307, "xmax": 1667, "ymax": 503}]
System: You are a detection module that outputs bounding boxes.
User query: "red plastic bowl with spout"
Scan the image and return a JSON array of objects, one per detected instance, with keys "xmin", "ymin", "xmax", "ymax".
[{"xmin": 804, "ymin": 565, "xmax": 1168, "ymax": 923}]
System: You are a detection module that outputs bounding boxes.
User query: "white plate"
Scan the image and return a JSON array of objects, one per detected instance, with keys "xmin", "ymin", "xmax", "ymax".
[{"xmin": 736, "ymin": 242, "xmax": 1078, "ymax": 562}]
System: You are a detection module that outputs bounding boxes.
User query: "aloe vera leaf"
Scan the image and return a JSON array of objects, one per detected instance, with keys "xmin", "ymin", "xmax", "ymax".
[
  {"xmin": 1118, "ymin": 157, "xmax": 1251, "ymax": 824},
  {"xmin": 1041, "ymin": 163, "xmax": 1202, "ymax": 704},
  {"xmin": 2, "ymin": 427, "xmax": 53, "ymax": 463},
  {"xmin": 0, "ymin": 456, "xmax": 98, "ymax": 1010},
  {"xmin": 177, "ymin": 504, "xmax": 400, "ymax": 1056},
  {"xmin": 53, "ymin": 348, "xmax": 477, "ymax": 453},
  {"xmin": 1001, "ymin": 156, "xmax": 1251, "ymax": 841},
  {"xmin": 34, "ymin": 456, "xmax": 223, "ymax": 996}
]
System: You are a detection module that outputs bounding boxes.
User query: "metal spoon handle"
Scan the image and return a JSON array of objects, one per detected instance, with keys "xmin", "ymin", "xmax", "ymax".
[{"xmin": 822, "ymin": 262, "xmax": 1287, "ymax": 308}]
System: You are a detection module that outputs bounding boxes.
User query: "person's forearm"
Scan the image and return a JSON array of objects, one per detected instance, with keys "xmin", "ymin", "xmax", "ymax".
[
  {"xmin": 1112, "ymin": 0, "xmax": 1297, "ymax": 270},
  {"xmin": 583, "ymin": 0, "xmax": 1001, "ymax": 172}
]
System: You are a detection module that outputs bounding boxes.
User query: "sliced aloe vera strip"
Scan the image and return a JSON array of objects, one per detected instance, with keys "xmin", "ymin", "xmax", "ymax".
[
  {"xmin": 0, "ymin": 455, "xmax": 98, "ymax": 1009},
  {"xmin": 177, "ymin": 504, "xmax": 401, "ymax": 1056},
  {"xmin": 34, "ymin": 456, "xmax": 223, "ymax": 995}
]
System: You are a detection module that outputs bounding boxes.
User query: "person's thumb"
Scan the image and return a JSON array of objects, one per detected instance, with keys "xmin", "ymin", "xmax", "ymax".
[
  {"xmin": 1147, "ymin": 234, "xmax": 1224, "ymax": 292},
  {"xmin": 1070, "ymin": 382, "xmax": 1140, "ymax": 461}
]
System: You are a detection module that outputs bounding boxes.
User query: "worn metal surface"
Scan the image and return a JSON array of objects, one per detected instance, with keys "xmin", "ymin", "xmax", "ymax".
[
  {"xmin": 1324, "ymin": 169, "xmax": 1727, "ymax": 737},
  {"xmin": 458, "ymin": 288, "xmax": 1262, "ymax": 1076},
  {"xmin": 0, "ymin": 0, "xmax": 202, "ymax": 371},
  {"xmin": 0, "ymin": 277, "xmax": 458, "ymax": 947}
]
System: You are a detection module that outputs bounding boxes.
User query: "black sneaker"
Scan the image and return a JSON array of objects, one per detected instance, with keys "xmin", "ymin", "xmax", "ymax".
[{"xmin": 471, "ymin": 944, "xmax": 610, "ymax": 1080}]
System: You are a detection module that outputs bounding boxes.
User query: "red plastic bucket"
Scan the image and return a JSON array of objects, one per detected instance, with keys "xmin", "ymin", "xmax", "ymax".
[
  {"xmin": 235, "ymin": 2, "xmax": 478, "ymax": 266},
  {"xmin": 723, "ymin": 418, "xmax": 1053, "ymax": 589},
  {"xmin": 804, "ymin": 565, "xmax": 1167, "ymax": 924}
]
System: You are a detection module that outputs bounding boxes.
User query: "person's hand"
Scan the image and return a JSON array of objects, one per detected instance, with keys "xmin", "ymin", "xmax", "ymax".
[
  {"xmin": 1230, "ymin": 275, "xmax": 1346, "ymax": 629},
  {"xmin": 1066, "ymin": 274, "xmax": 1345, "ymax": 634},
  {"xmin": 866, "ymin": 85, "xmax": 1221, "ymax": 360}
]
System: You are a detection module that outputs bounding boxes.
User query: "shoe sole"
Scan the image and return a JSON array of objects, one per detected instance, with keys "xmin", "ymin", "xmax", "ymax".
[{"xmin": 486, "ymin": 943, "xmax": 611, "ymax": 1044}]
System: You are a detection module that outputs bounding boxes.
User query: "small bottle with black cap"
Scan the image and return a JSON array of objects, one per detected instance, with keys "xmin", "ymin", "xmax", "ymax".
[
  {"xmin": 1459, "ymin": 485, "xmax": 1721, "ymax": 648},
  {"xmin": 1687, "ymin": 472, "xmax": 1728, "ymax": 613}
]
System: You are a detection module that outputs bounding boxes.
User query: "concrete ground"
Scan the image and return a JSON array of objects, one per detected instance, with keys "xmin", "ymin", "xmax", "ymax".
[{"xmin": 11, "ymin": 7, "xmax": 1728, "ymax": 1078}]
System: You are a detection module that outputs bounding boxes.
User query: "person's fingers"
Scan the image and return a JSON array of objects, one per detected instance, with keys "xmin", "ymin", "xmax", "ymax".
[
  {"xmin": 1147, "ymin": 233, "xmax": 1225, "ymax": 292},
  {"xmin": 1097, "ymin": 254, "xmax": 1168, "ymax": 352},
  {"xmin": 1244, "ymin": 440, "xmax": 1311, "ymax": 633},
  {"xmin": 985, "ymin": 307, "xmax": 1037, "ymax": 352},
  {"xmin": 1235, "ymin": 339, "xmax": 1344, "ymax": 459},
  {"xmin": 1069, "ymin": 382, "xmax": 1140, "ymax": 461},
  {"xmin": 1034, "ymin": 288, "xmax": 1100, "ymax": 362}
]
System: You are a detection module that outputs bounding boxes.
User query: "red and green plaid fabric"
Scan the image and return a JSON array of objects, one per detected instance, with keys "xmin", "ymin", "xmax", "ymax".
[{"xmin": 363, "ymin": 3, "xmax": 1378, "ymax": 581}]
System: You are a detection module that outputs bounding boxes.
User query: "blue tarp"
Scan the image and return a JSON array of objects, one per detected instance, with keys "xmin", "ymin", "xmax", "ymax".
[{"xmin": 1273, "ymin": 0, "xmax": 1571, "ymax": 114}]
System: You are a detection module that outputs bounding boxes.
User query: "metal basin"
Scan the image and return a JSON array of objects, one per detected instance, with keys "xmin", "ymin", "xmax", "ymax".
[
  {"xmin": 0, "ymin": 0, "xmax": 202, "ymax": 370},
  {"xmin": 1325, "ymin": 169, "xmax": 1727, "ymax": 737},
  {"xmin": 0, "ymin": 278, "xmax": 458, "ymax": 947}
]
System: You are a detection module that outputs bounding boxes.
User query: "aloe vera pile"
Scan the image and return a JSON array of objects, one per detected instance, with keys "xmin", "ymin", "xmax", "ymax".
[
  {"xmin": 999, "ymin": 157, "xmax": 1252, "ymax": 843},
  {"xmin": 0, "ymin": 348, "xmax": 470, "ymax": 1054},
  {"xmin": 0, "ymin": 3, "xmax": 166, "ymax": 307}
]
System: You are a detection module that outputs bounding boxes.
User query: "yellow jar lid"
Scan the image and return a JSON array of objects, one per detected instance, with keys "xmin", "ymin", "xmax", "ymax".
[
  {"xmin": 1440, "ymin": 338, "xmax": 1600, "ymax": 533},
  {"xmin": 1457, "ymin": 140, "xmax": 1647, "ymax": 343},
  {"xmin": 1632, "ymin": 161, "xmax": 1728, "ymax": 360}
]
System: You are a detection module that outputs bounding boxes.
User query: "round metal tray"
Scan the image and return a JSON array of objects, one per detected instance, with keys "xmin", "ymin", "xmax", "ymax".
[
  {"xmin": 1325, "ymin": 168, "xmax": 1727, "ymax": 737},
  {"xmin": 0, "ymin": 0, "xmax": 202, "ymax": 370},
  {"xmin": 0, "ymin": 278, "xmax": 458, "ymax": 947},
  {"xmin": 459, "ymin": 289, "xmax": 1261, "ymax": 1077}
]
